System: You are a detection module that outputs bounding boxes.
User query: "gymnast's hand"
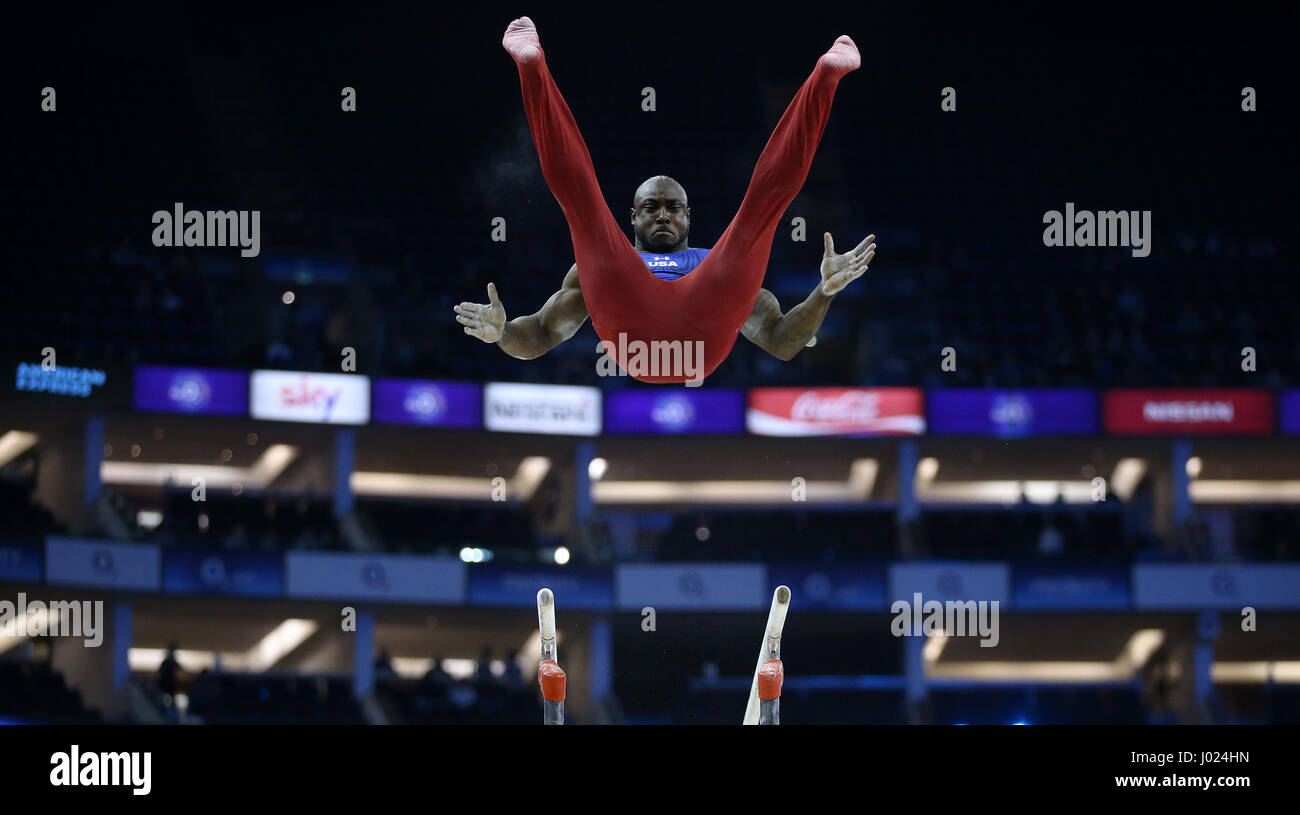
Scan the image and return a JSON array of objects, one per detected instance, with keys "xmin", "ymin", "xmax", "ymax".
[
  {"xmin": 819, "ymin": 232, "xmax": 875, "ymax": 297},
  {"xmin": 455, "ymin": 283, "xmax": 507, "ymax": 343}
]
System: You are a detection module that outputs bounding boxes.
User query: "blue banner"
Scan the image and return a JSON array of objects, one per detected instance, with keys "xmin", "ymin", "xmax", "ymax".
[
  {"xmin": 371, "ymin": 378, "xmax": 482, "ymax": 428},
  {"xmin": 0, "ymin": 544, "xmax": 42, "ymax": 582},
  {"xmin": 1133, "ymin": 564, "xmax": 1300, "ymax": 610},
  {"xmin": 767, "ymin": 562, "xmax": 887, "ymax": 610},
  {"xmin": 162, "ymin": 550, "xmax": 283, "ymax": 597},
  {"xmin": 285, "ymin": 552, "xmax": 465, "ymax": 604},
  {"xmin": 1281, "ymin": 390, "xmax": 1300, "ymax": 435},
  {"xmin": 1012, "ymin": 564, "xmax": 1130, "ymax": 610},
  {"xmin": 889, "ymin": 562, "xmax": 1010, "ymax": 605},
  {"xmin": 44, "ymin": 537, "xmax": 160, "ymax": 591},
  {"xmin": 134, "ymin": 365, "xmax": 249, "ymax": 416},
  {"xmin": 927, "ymin": 389, "xmax": 1098, "ymax": 436},
  {"xmin": 604, "ymin": 389, "xmax": 746, "ymax": 435},
  {"xmin": 615, "ymin": 563, "xmax": 767, "ymax": 610},
  {"xmin": 469, "ymin": 566, "xmax": 612, "ymax": 611}
]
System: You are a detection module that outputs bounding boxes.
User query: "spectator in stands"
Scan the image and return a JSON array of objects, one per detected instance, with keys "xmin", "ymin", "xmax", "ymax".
[
  {"xmin": 423, "ymin": 656, "xmax": 452, "ymax": 688},
  {"xmin": 265, "ymin": 336, "xmax": 294, "ymax": 366},
  {"xmin": 157, "ymin": 642, "xmax": 182, "ymax": 700},
  {"xmin": 222, "ymin": 523, "xmax": 249, "ymax": 551},
  {"xmin": 476, "ymin": 646, "xmax": 495, "ymax": 684},
  {"xmin": 186, "ymin": 668, "xmax": 222, "ymax": 722},
  {"xmin": 374, "ymin": 649, "xmax": 396, "ymax": 678},
  {"xmin": 1037, "ymin": 514, "xmax": 1064, "ymax": 557},
  {"xmin": 502, "ymin": 650, "xmax": 523, "ymax": 690}
]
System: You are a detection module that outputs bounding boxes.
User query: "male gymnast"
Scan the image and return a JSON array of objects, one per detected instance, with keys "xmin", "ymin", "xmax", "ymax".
[{"xmin": 455, "ymin": 16, "xmax": 874, "ymax": 384}]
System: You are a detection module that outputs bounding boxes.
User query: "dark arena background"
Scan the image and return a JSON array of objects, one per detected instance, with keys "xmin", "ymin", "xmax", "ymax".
[{"xmin": 0, "ymin": 0, "xmax": 1296, "ymax": 788}]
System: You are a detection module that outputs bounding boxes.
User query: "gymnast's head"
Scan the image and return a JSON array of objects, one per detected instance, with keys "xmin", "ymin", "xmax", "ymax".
[{"xmin": 630, "ymin": 175, "xmax": 691, "ymax": 253}]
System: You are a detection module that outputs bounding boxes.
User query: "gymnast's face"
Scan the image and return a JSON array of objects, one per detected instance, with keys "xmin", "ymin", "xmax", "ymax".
[{"xmin": 631, "ymin": 180, "xmax": 691, "ymax": 252}]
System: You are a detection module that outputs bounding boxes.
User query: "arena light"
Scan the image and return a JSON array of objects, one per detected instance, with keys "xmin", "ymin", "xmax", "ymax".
[
  {"xmin": 592, "ymin": 458, "xmax": 878, "ymax": 505},
  {"xmin": 101, "ymin": 444, "xmax": 298, "ymax": 489},
  {"xmin": 127, "ymin": 618, "xmax": 319, "ymax": 674},
  {"xmin": 351, "ymin": 456, "xmax": 551, "ymax": 501},
  {"xmin": 1119, "ymin": 629, "xmax": 1165, "ymax": 671},
  {"xmin": 136, "ymin": 510, "xmax": 163, "ymax": 529},
  {"xmin": 1110, "ymin": 458, "xmax": 1147, "ymax": 501},
  {"xmin": 1021, "ymin": 481, "xmax": 1063, "ymax": 505},
  {"xmin": 927, "ymin": 628, "xmax": 1169, "ymax": 682},
  {"xmin": 356, "ymin": 473, "xmax": 507, "ymax": 500},
  {"xmin": 1212, "ymin": 661, "xmax": 1300, "ymax": 683},
  {"xmin": 928, "ymin": 661, "xmax": 1126, "ymax": 682},
  {"xmin": 0, "ymin": 431, "xmax": 39, "ymax": 468},
  {"xmin": 243, "ymin": 619, "xmax": 319, "ymax": 672},
  {"xmin": 128, "ymin": 648, "xmax": 215, "ymax": 673},
  {"xmin": 918, "ymin": 479, "xmax": 1112, "ymax": 504},
  {"xmin": 596, "ymin": 481, "xmax": 806, "ymax": 504},
  {"xmin": 1190, "ymin": 480, "xmax": 1300, "ymax": 503},
  {"xmin": 917, "ymin": 481, "xmax": 1022, "ymax": 504},
  {"xmin": 390, "ymin": 657, "xmax": 432, "ymax": 678},
  {"xmin": 512, "ymin": 456, "xmax": 552, "ymax": 497},
  {"xmin": 916, "ymin": 457, "xmax": 939, "ymax": 488},
  {"xmin": 847, "ymin": 458, "xmax": 879, "ymax": 497},
  {"xmin": 388, "ymin": 657, "xmax": 502, "ymax": 680},
  {"xmin": 922, "ymin": 632, "xmax": 948, "ymax": 662}
]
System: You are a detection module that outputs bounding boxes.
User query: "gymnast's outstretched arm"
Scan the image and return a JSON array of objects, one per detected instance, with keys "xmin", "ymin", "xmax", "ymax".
[
  {"xmin": 454, "ymin": 263, "xmax": 589, "ymax": 359},
  {"xmin": 741, "ymin": 232, "xmax": 875, "ymax": 361}
]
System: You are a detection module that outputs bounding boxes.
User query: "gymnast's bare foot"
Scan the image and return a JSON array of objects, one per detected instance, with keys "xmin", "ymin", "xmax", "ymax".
[
  {"xmin": 503, "ymin": 16, "xmax": 542, "ymax": 65},
  {"xmin": 818, "ymin": 35, "xmax": 860, "ymax": 76}
]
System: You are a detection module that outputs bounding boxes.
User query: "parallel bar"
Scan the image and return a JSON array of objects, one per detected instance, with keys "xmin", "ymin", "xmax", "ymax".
[
  {"xmin": 743, "ymin": 585, "xmax": 790, "ymax": 725},
  {"xmin": 537, "ymin": 588, "xmax": 565, "ymax": 725}
]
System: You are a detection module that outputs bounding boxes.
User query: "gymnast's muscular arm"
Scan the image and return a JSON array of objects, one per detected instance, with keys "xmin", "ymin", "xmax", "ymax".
[
  {"xmin": 454, "ymin": 263, "xmax": 589, "ymax": 359},
  {"xmin": 741, "ymin": 232, "xmax": 875, "ymax": 361}
]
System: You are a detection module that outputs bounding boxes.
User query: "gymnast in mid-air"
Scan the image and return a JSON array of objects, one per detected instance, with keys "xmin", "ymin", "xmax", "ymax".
[{"xmin": 455, "ymin": 16, "xmax": 875, "ymax": 384}]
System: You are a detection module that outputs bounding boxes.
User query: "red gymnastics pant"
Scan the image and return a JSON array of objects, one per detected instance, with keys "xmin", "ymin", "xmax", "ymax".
[{"xmin": 513, "ymin": 47, "xmax": 849, "ymax": 384}]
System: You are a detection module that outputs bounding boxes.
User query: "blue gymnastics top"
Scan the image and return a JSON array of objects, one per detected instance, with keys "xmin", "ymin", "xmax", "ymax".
[{"xmin": 637, "ymin": 247, "xmax": 711, "ymax": 282}]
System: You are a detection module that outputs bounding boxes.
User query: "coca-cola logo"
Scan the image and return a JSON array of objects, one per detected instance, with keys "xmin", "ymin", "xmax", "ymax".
[{"xmin": 791, "ymin": 391, "xmax": 881, "ymax": 423}]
